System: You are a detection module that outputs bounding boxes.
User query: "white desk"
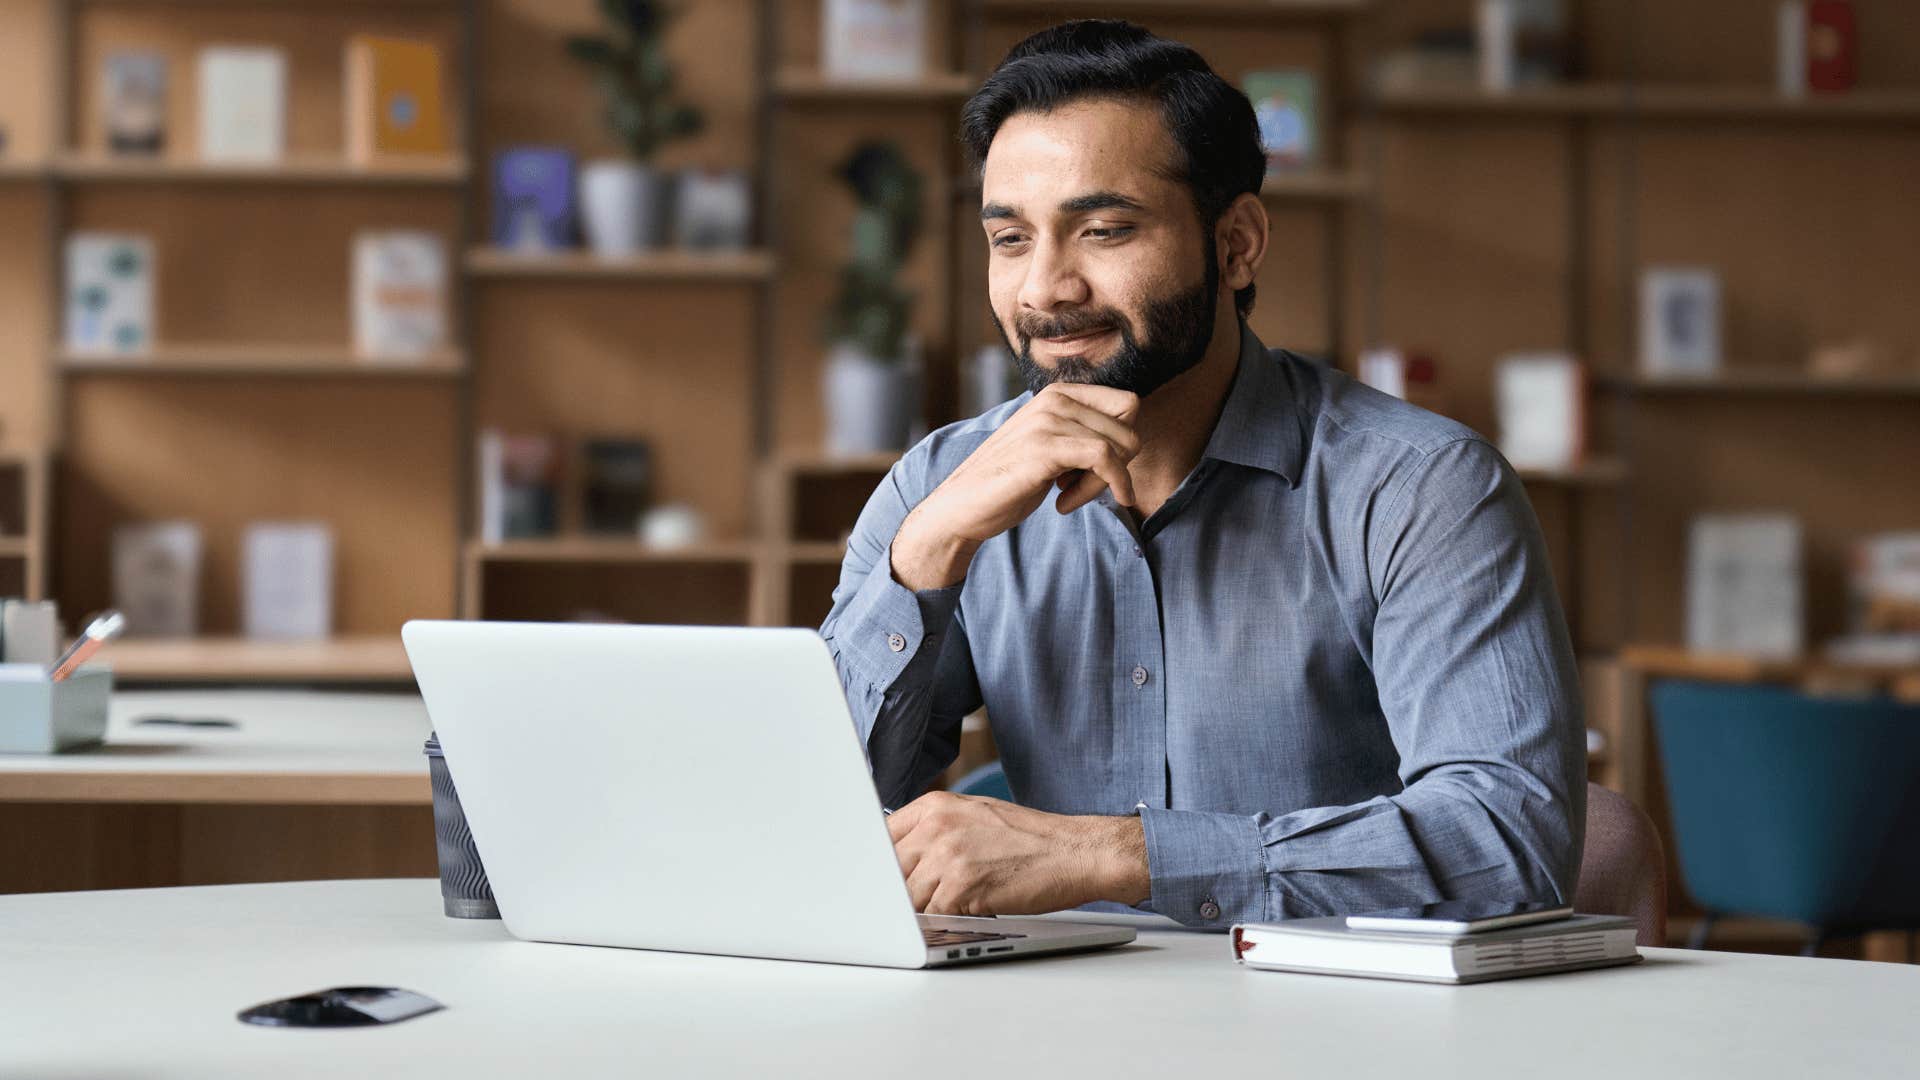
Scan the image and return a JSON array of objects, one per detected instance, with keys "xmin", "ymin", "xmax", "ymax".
[
  {"xmin": 2, "ymin": 879, "xmax": 1916, "ymax": 1079},
  {"xmin": 0, "ymin": 693, "xmax": 435, "ymax": 893}
]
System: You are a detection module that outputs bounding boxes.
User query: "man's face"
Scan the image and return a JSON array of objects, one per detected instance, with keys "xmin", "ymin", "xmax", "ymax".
[{"xmin": 980, "ymin": 97, "xmax": 1219, "ymax": 398}]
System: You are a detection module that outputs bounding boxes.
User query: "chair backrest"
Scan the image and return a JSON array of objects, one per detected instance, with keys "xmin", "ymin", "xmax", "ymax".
[
  {"xmin": 1649, "ymin": 679, "xmax": 1920, "ymax": 931},
  {"xmin": 952, "ymin": 760, "xmax": 1013, "ymax": 801},
  {"xmin": 1575, "ymin": 782, "xmax": 1668, "ymax": 947}
]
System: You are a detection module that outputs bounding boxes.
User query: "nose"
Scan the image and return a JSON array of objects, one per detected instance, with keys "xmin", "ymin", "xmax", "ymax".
[{"xmin": 1015, "ymin": 235, "xmax": 1090, "ymax": 317}]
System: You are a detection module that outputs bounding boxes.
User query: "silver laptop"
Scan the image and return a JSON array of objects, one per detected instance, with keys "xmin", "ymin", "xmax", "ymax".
[{"xmin": 401, "ymin": 620, "xmax": 1136, "ymax": 968}]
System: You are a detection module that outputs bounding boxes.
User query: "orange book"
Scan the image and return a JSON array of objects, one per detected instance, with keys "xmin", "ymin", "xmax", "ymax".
[{"xmin": 344, "ymin": 35, "xmax": 448, "ymax": 163}]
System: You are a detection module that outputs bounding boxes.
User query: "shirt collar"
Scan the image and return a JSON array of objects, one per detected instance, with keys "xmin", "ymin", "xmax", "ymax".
[{"xmin": 1198, "ymin": 321, "xmax": 1306, "ymax": 486}]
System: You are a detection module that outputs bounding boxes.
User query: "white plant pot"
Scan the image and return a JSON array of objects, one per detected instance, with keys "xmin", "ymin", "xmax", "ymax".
[
  {"xmin": 579, "ymin": 160, "xmax": 665, "ymax": 256},
  {"xmin": 824, "ymin": 340, "xmax": 917, "ymax": 456}
]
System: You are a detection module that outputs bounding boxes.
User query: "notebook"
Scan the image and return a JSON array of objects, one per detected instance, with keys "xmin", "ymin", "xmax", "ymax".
[{"xmin": 1232, "ymin": 913, "xmax": 1641, "ymax": 985}]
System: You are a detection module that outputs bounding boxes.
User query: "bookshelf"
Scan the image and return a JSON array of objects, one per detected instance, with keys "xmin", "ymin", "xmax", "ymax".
[
  {"xmin": 0, "ymin": 450, "xmax": 49, "ymax": 602},
  {"xmin": 50, "ymin": 153, "xmax": 469, "ymax": 185},
  {"xmin": 1375, "ymin": 82, "xmax": 1920, "ymax": 122},
  {"xmin": 464, "ymin": 247, "xmax": 776, "ymax": 281},
  {"xmin": 57, "ymin": 344, "xmax": 469, "ymax": 377}
]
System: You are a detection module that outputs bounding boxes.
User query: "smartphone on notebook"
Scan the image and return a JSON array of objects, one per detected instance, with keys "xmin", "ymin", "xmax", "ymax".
[{"xmin": 1344, "ymin": 900, "xmax": 1573, "ymax": 935}]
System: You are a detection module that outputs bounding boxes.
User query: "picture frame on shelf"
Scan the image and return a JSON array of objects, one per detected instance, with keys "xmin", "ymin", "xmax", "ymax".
[{"xmin": 1639, "ymin": 268, "xmax": 1722, "ymax": 378}]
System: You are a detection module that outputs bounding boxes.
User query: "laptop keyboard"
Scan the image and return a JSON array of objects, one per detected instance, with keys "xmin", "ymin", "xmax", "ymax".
[{"xmin": 922, "ymin": 928, "xmax": 1026, "ymax": 947}]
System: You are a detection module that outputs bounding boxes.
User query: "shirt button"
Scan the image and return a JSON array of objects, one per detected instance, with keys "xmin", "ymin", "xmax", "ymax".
[
  {"xmin": 1130, "ymin": 665, "xmax": 1149, "ymax": 687},
  {"xmin": 1199, "ymin": 899, "xmax": 1221, "ymax": 920},
  {"xmin": 886, "ymin": 633, "xmax": 906, "ymax": 653},
  {"xmin": 1132, "ymin": 544, "xmax": 1143, "ymax": 558}
]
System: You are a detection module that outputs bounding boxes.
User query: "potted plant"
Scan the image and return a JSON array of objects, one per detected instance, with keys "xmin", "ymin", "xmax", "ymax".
[
  {"xmin": 823, "ymin": 140, "xmax": 924, "ymax": 455},
  {"xmin": 565, "ymin": 0, "xmax": 704, "ymax": 255}
]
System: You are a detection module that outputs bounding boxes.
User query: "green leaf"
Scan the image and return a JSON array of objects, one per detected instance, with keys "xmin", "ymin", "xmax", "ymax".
[{"xmin": 564, "ymin": 35, "xmax": 617, "ymax": 67}]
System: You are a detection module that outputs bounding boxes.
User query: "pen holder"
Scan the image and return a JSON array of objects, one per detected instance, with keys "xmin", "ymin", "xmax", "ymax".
[
  {"xmin": 0, "ymin": 665, "xmax": 113, "ymax": 754},
  {"xmin": 424, "ymin": 732, "xmax": 501, "ymax": 919}
]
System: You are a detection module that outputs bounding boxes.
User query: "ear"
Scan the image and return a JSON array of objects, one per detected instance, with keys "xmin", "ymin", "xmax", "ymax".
[{"xmin": 1216, "ymin": 191, "xmax": 1270, "ymax": 295}]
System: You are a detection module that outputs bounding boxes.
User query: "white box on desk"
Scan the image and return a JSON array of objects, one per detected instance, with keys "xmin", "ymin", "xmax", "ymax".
[{"xmin": 0, "ymin": 665, "xmax": 113, "ymax": 754}]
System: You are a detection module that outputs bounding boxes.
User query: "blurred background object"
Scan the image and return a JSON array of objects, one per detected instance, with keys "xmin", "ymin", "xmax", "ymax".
[{"xmin": 0, "ymin": 0, "xmax": 1916, "ymax": 962}]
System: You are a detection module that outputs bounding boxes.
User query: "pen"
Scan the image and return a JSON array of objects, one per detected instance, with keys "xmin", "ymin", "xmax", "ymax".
[{"xmin": 49, "ymin": 610, "xmax": 126, "ymax": 683}]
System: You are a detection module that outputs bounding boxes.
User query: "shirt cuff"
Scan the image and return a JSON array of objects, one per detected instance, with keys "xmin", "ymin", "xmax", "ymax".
[
  {"xmin": 1140, "ymin": 808, "xmax": 1268, "ymax": 928},
  {"xmin": 831, "ymin": 538, "xmax": 964, "ymax": 692}
]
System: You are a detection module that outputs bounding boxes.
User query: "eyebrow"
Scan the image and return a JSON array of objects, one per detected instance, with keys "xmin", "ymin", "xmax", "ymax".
[{"xmin": 980, "ymin": 190, "xmax": 1148, "ymax": 223}]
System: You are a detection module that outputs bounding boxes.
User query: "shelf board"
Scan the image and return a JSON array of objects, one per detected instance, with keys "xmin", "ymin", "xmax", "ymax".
[
  {"xmin": 780, "ymin": 541, "xmax": 849, "ymax": 566},
  {"xmin": 58, "ymin": 344, "xmax": 467, "ymax": 378},
  {"xmin": 53, "ymin": 153, "xmax": 468, "ymax": 185},
  {"xmin": 468, "ymin": 538, "xmax": 760, "ymax": 565},
  {"xmin": 98, "ymin": 635, "xmax": 415, "ymax": 685},
  {"xmin": 774, "ymin": 70, "xmax": 976, "ymax": 104},
  {"xmin": 0, "ymin": 537, "xmax": 29, "ymax": 558},
  {"xmin": 1261, "ymin": 170, "xmax": 1371, "ymax": 202},
  {"xmin": 465, "ymin": 247, "xmax": 775, "ymax": 282},
  {"xmin": 1374, "ymin": 82, "xmax": 1920, "ymax": 121},
  {"xmin": 1598, "ymin": 370, "xmax": 1920, "ymax": 397},
  {"xmin": 771, "ymin": 452, "xmax": 902, "ymax": 478},
  {"xmin": 1514, "ymin": 458, "xmax": 1628, "ymax": 487},
  {"xmin": 0, "ymin": 160, "xmax": 50, "ymax": 182},
  {"xmin": 981, "ymin": 0, "xmax": 1371, "ymax": 19}
]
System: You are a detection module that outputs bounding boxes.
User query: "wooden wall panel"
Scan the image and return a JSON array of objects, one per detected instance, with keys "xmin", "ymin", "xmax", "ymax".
[
  {"xmin": 0, "ymin": 191, "xmax": 50, "ymax": 451},
  {"xmin": 0, "ymin": 0, "xmax": 54, "ymax": 163},
  {"xmin": 1624, "ymin": 397, "xmax": 1920, "ymax": 644},
  {"xmin": 70, "ymin": 3, "xmax": 465, "ymax": 158},
  {"xmin": 66, "ymin": 187, "xmax": 460, "ymax": 346},
  {"xmin": 477, "ymin": 560, "xmax": 750, "ymax": 625},
  {"xmin": 471, "ymin": 281, "xmax": 757, "ymax": 540},
  {"xmin": 1588, "ymin": 127, "xmax": 1920, "ymax": 375},
  {"xmin": 57, "ymin": 379, "xmax": 458, "ymax": 634},
  {"xmin": 1373, "ymin": 123, "xmax": 1572, "ymax": 439}
]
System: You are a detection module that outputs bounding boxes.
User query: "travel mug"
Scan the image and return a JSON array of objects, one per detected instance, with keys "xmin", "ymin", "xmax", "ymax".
[{"xmin": 424, "ymin": 732, "xmax": 500, "ymax": 919}]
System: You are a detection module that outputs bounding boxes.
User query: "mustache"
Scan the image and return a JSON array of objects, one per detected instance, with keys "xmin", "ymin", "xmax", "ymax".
[{"xmin": 1015, "ymin": 308, "xmax": 1127, "ymax": 341}]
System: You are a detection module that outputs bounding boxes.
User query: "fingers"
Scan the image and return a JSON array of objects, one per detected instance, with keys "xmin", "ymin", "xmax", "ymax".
[
  {"xmin": 1044, "ymin": 383, "xmax": 1140, "ymax": 424},
  {"xmin": 1043, "ymin": 395, "xmax": 1141, "ymax": 461},
  {"xmin": 1046, "ymin": 435, "xmax": 1135, "ymax": 512}
]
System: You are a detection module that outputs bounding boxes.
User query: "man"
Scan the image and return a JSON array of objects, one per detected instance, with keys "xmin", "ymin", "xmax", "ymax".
[{"xmin": 820, "ymin": 20, "xmax": 1584, "ymax": 928}]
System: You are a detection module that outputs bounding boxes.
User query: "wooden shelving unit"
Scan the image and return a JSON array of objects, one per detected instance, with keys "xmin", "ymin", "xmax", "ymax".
[
  {"xmin": 1374, "ymin": 83, "xmax": 1920, "ymax": 121},
  {"xmin": 51, "ymin": 153, "xmax": 468, "ymax": 185},
  {"xmin": 1514, "ymin": 457, "xmax": 1628, "ymax": 488},
  {"xmin": 58, "ymin": 344, "xmax": 468, "ymax": 377},
  {"xmin": 1599, "ymin": 370, "xmax": 1920, "ymax": 398},
  {"xmin": 978, "ymin": 0, "xmax": 1371, "ymax": 19},
  {"xmin": 1260, "ymin": 170, "xmax": 1371, "ymax": 203},
  {"xmin": 772, "ymin": 69, "xmax": 976, "ymax": 104},
  {"xmin": 0, "ymin": 450, "xmax": 50, "ymax": 602},
  {"xmin": 464, "ymin": 247, "xmax": 775, "ymax": 282}
]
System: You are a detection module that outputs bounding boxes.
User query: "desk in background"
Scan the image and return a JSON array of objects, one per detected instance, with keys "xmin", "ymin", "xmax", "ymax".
[
  {"xmin": 0, "ymin": 691, "xmax": 433, "ymax": 894},
  {"xmin": 2, "ymin": 879, "xmax": 1917, "ymax": 1079}
]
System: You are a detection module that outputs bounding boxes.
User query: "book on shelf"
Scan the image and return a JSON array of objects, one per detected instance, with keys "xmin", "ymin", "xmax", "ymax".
[
  {"xmin": 102, "ymin": 50, "xmax": 167, "ymax": 156},
  {"xmin": 1244, "ymin": 70, "xmax": 1319, "ymax": 174},
  {"xmin": 197, "ymin": 46, "xmax": 286, "ymax": 163},
  {"xmin": 492, "ymin": 147, "xmax": 577, "ymax": 252},
  {"xmin": 112, "ymin": 521, "xmax": 203, "ymax": 638},
  {"xmin": 1232, "ymin": 911, "xmax": 1640, "ymax": 985},
  {"xmin": 345, "ymin": 35, "xmax": 449, "ymax": 164},
  {"xmin": 241, "ymin": 522, "xmax": 333, "ymax": 641},
  {"xmin": 1850, "ymin": 532, "xmax": 1920, "ymax": 637},
  {"xmin": 1477, "ymin": 0, "xmax": 1570, "ymax": 92},
  {"xmin": 64, "ymin": 232, "xmax": 155, "ymax": 355},
  {"xmin": 1780, "ymin": 1, "xmax": 1857, "ymax": 96},
  {"xmin": 1639, "ymin": 268, "xmax": 1722, "ymax": 378},
  {"xmin": 477, "ymin": 431, "xmax": 559, "ymax": 543},
  {"xmin": 674, "ymin": 168, "xmax": 753, "ymax": 251},
  {"xmin": 821, "ymin": 0, "xmax": 927, "ymax": 81},
  {"xmin": 581, "ymin": 439, "xmax": 654, "ymax": 535},
  {"xmin": 1495, "ymin": 352, "xmax": 1586, "ymax": 472},
  {"xmin": 351, "ymin": 230, "xmax": 448, "ymax": 359},
  {"xmin": 1687, "ymin": 513, "xmax": 1804, "ymax": 659}
]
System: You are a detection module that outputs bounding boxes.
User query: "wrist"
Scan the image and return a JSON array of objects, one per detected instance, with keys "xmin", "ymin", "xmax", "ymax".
[
  {"xmin": 891, "ymin": 502, "xmax": 979, "ymax": 591},
  {"xmin": 1086, "ymin": 815, "xmax": 1151, "ymax": 906}
]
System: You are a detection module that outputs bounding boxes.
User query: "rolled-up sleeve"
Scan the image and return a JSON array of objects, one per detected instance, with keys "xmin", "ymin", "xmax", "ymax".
[
  {"xmin": 820, "ymin": 445, "xmax": 981, "ymax": 808},
  {"xmin": 1139, "ymin": 438, "xmax": 1586, "ymax": 926}
]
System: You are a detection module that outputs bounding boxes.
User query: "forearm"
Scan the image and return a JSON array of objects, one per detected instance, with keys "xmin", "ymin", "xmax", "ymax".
[{"xmin": 1140, "ymin": 766, "xmax": 1580, "ymax": 926}]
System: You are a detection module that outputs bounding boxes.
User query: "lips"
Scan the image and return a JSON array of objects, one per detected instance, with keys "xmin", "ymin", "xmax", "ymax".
[{"xmin": 1035, "ymin": 326, "xmax": 1113, "ymax": 347}]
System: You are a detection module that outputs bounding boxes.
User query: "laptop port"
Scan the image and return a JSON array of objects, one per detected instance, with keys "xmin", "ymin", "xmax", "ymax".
[
  {"xmin": 947, "ymin": 949, "xmax": 959, "ymax": 959},
  {"xmin": 966, "ymin": 947, "xmax": 981, "ymax": 957},
  {"xmin": 987, "ymin": 946, "xmax": 1013, "ymax": 954}
]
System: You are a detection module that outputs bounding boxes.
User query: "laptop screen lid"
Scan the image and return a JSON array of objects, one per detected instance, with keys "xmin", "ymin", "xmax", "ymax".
[{"xmin": 401, "ymin": 620, "xmax": 929, "ymax": 968}]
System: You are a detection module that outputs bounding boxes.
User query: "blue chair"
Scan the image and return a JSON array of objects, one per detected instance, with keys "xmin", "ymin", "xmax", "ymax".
[
  {"xmin": 952, "ymin": 760, "xmax": 1013, "ymax": 801},
  {"xmin": 1650, "ymin": 679, "xmax": 1920, "ymax": 955}
]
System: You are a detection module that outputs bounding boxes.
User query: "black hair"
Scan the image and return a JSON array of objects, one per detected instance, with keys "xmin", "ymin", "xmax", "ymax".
[{"xmin": 960, "ymin": 19, "xmax": 1265, "ymax": 317}]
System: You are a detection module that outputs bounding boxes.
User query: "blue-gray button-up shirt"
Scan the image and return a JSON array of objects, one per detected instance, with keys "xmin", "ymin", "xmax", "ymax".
[{"xmin": 821, "ymin": 323, "xmax": 1585, "ymax": 928}]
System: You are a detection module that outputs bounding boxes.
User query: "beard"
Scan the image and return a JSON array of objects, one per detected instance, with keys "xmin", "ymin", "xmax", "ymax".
[{"xmin": 994, "ymin": 240, "xmax": 1220, "ymax": 399}]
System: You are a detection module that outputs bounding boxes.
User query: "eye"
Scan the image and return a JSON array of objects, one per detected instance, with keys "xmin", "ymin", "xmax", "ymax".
[
  {"xmin": 990, "ymin": 232, "xmax": 1029, "ymax": 250},
  {"xmin": 1084, "ymin": 226, "xmax": 1134, "ymax": 242}
]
